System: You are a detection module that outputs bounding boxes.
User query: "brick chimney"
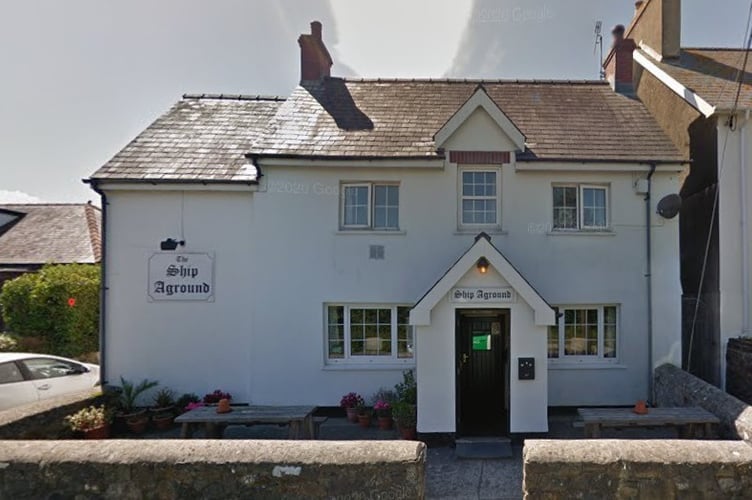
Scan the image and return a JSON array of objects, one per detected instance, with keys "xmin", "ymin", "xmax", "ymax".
[
  {"xmin": 626, "ymin": 0, "xmax": 681, "ymax": 60},
  {"xmin": 603, "ymin": 25, "xmax": 637, "ymax": 93},
  {"xmin": 298, "ymin": 21, "xmax": 333, "ymax": 82}
]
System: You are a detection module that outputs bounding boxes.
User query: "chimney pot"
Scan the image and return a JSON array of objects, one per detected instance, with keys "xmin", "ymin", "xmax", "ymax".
[
  {"xmin": 611, "ymin": 24, "xmax": 626, "ymax": 46},
  {"xmin": 311, "ymin": 20, "xmax": 322, "ymax": 40}
]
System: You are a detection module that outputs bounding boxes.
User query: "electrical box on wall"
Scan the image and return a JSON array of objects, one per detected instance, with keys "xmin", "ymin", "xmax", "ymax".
[{"xmin": 518, "ymin": 357, "xmax": 535, "ymax": 380}]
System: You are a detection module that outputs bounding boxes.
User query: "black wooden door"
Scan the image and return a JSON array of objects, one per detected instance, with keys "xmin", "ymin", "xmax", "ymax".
[{"xmin": 456, "ymin": 311, "xmax": 507, "ymax": 436}]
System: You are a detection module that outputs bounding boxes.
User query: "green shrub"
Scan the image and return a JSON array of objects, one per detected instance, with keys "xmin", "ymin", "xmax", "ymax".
[{"xmin": 0, "ymin": 264, "xmax": 100, "ymax": 357}]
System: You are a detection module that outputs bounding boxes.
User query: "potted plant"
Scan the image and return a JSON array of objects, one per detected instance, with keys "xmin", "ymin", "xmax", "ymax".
[
  {"xmin": 175, "ymin": 393, "xmax": 201, "ymax": 414},
  {"xmin": 392, "ymin": 402, "xmax": 417, "ymax": 440},
  {"xmin": 374, "ymin": 400, "xmax": 393, "ymax": 430},
  {"xmin": 117, "ymin": 377, "xmax": 158, "ymax": 434},
  {"xmin": 65, "ymin": 405, "xmax": 112, "ymax": 440},
  {"xmin": 151, "ymin": 388, "xmax": 176, "ymax": 415},
  {"xmin": 357, "ymin": 404, "xmax": 372, "ymax": 428},
  {"xmin": 203, "ymin": 389, "xmax": 232, "ymax": 405},
  {"xmin": 340, "ymin": 392, "xmax": 364, "ymax": 423}
]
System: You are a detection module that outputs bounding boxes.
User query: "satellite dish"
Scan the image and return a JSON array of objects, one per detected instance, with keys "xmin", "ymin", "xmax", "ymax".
[{"xmin": 656, "ymin": 194, "xmax": 682, "ymax": 219}]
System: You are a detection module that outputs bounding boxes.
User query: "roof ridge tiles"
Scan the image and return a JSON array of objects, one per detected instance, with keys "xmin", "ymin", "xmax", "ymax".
[
  {"xmin": 337, "ymin": 77, "xmax": 606, "ymax": 85},
  {"xmin": 182, "ymin": 93, "xmax": 286, "ymax": 102}
]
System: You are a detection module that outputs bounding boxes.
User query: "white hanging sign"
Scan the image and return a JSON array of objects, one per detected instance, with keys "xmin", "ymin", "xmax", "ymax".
[
  {"xmin": 148, "ymin": 253, "xmax": 214, "ymax": 302},
  {"xmin": 450, "ymin": 287, "xmax": 516, "ymax": 304}
]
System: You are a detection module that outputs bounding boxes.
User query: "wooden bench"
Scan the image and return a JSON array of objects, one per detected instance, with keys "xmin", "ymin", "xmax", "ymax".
[
  {"xmin": 313, "ymin": 416, "xmax": 328, "ymax": 439},
  {"xmin": 577, "ymin": 407, "xmax": 720, "ymax": 439}
]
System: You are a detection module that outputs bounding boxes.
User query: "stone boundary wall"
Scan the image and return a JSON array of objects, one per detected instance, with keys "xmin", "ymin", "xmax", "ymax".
[
  {"xmin": 523, "ymin": 440, "xmax": 752, "ymax": 499},
  {"xmin": 727, "ymin": 338, "xmax": 752, "ymax": 405},
  {"xmin": 655, "ymin": 363, "xmax": 752, "ymax": 443},
  {"xmin": 0, "ymin": 390, "xmax": 102, "ymax": 439},
  {"xmin": 0, "ymin": 439, "xmax": 426, "ymax": 499}
]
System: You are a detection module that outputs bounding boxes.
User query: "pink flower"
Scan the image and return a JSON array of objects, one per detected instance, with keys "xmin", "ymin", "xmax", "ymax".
[
  {"xmin": 374, "ymin": 400, "xmax": 391, "ymax": 411},
  {"xmin": 185, "ymin": 402, "xmax": 205, "ymax": 411}
]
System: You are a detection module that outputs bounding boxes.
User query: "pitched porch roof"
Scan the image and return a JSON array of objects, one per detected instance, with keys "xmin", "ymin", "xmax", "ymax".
[{"xmin": 410, "ymin": 233, "xmax": 555, "ymax": 327}]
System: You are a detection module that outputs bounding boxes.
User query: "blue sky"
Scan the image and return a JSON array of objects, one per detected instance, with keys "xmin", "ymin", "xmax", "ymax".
[{"xmin": 0, "ymin": 0, "xmax": 749, "ymax": 203}]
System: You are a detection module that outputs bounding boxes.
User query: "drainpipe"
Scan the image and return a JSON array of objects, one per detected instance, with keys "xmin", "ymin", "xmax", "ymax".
[
  {"xmin": 87, "ymin": 180, "xmax": 108, "ymax": 387},
  {"xmin": 741, "ymin": 110, "xmax": 750, "ymax": 337},
  {"xmin": 646, "ymin": 163, "xmax": 656, "ymax": 403}
]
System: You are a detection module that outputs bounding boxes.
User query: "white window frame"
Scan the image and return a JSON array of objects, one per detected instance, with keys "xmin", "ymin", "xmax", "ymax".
[
  {"xmin": 579, "ymin": 185, "xmax": 609, "ymax": 230},
  {"xmin": 547, "ymin": 305, "xmax": 619, "ymax": 364},
  {"xmin": 458, "ymin": 167, "xmax": 502, "ymax": 230},
  {"xmin": 325, "ymin": 304, "xmax": 415, "ymax": 366},
  {"xmin": 341, "ymin": 183, "xmax": 372, "ymax": 229},
  {"xmin": 340, "ymin": 182, "xmax": 400, "ymax": 231},
  {"xmin": 551, "ymin": 183, "xmax": 610, "ymax": 232}
]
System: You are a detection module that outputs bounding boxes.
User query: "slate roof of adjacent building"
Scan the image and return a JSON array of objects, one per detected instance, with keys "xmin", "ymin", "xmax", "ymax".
[
  {"xmin": 90, "ymin": 80, "xmax": 685, "ymax": 184},
  {"xmin": 0, "ymin": 204, "xmax": 101, "ymax": 266},
  {"xmin": 643, "ymin": 48, "xmax": 752, "ymax": 112},
  {"xmin": 90, "ymin": 95, "xmax": 285, "ymax": 183},
  {"xmin": 252, "ymin": 78, "xmax": 684, "ymax": 162}
]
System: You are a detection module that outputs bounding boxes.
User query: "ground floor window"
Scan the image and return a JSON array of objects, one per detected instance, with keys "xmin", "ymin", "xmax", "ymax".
[
  {"xmin": 548, "ymin": 305, "xmax": 618, "ymax": 363},
  {"xmin": 326, "ymin": 305, "xmax": 414, "ymax": 364}
]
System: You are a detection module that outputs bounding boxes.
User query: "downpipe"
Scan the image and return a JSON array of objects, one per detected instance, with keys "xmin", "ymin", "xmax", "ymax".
[
  {"xmin": 87, "ymin": 181, "xmax": 108, "ymax": 387},
  {"xmin": 741, "ymin": 110, "xmax": 750, "ymax": 337},
  {"xmin": 646, "ymin": 163, "xmax": 656, "ymax": 403}
]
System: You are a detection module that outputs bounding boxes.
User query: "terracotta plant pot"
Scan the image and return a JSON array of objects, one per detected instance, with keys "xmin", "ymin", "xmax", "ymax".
[
  {"xmin": 378, "ymin": 416, "xmax": 393, "ymax": 430},
  {"xmin": 152, "ymin": 414, "xmax": 174, "ymax": 430},
  {"xmin": 216, "ymin": 398, "xmax": 232, "ymax": 414},
  {"xmin": 83, "ymin": 424, "xmax": 110, "ymax": 440},
  {"xmin": 398, "ymin": 425, "xmax": 416, "ymax": 440},
  {"xmin": 345, "ymin": 407, "xmax": 359, "ymax": 423},
  {"xmin": 358, "ymin": 414, "xmax": 371, "ymax": 428},
  {"xmin": 126, "ymin": 416, "xmax": 149, "ymax": 434},
  {"xmin": 633, "ymin": 400, "xmax": 649, "ymax": 415}
]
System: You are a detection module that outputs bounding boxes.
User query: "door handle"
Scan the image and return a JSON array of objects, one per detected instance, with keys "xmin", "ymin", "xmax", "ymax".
[
  {"xmin": 37, "ymin": 384, "xmax": 51, "ymax": 391},
  {"xmin": 458, "ymin": 353, "xmax": 470, "ymax": 374}
]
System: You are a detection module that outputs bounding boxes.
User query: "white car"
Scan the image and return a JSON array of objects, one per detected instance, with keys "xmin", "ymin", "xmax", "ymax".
[{"xmin": 0, "ymin": 353, "xmax": 100, "ymax": 411}]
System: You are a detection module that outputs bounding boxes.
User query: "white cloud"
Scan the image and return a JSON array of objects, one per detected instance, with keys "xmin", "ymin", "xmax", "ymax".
[
  {"xmin": 329, "ymin": 0, "xmax": 473, "ymax": 78},
  {"xmin": 0, "ymin": 190, "xmax": 42, "ymax": 204}
]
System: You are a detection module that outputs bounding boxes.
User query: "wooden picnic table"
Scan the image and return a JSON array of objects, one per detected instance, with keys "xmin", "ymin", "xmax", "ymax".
[
  {"xmin": 175, "ymin": 405, "xmax": 318, "ymax": 439},
  {"xmin": 577, "ymin": 407, "xmax": 720, "ymax": 439}
]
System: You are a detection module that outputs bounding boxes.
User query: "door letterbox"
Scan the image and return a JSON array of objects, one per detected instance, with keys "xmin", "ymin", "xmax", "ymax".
[{"xmin": 518, "ymin": 357, "xmax": 535, "ymax": 380}]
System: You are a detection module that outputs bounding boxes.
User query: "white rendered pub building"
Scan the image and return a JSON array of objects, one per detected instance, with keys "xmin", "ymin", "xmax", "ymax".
[{"xmin": 87, "ymin": 21, "xmax": 687, "ymax": 437}]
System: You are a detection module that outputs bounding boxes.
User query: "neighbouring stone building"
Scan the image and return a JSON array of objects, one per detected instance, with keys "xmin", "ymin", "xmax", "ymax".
[{"xmin": 610, "ymin": 0, "xmax": 752, "ymax": 390}]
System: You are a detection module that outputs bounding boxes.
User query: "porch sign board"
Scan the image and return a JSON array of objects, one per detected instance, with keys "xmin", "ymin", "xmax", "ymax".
[
  {"xmin": 450, "ymin": 287, "xmax": 516, "ymax": 304},
  {"xmin": 148, "ymin": 252, "xmax": 214, "ymax": 302}
]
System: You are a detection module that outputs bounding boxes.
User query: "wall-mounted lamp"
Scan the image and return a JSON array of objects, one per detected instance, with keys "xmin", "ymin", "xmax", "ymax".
[
  {"xmin": 477, "ymin": 257, "xmax": 490, "ymax": 274},
  {"xmin": 160, "ymin": 238, "xmax": 185, "ymax": 251}
]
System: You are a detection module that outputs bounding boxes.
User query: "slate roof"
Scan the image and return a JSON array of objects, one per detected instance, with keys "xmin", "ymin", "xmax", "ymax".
[
  {"xmin": 0, "ymin": 204, "xmax": 101, "ymax": 266},
  {"xmin": 90, "ymin": 95, "xmax": 284, "ymax": 183},
  {"xmin": 644, "ymin": 48, "xmax": 752, "ymax": 112},
  {"xmin": 251, "ymin": 78, "xmax": 685, "ymax": 163}
]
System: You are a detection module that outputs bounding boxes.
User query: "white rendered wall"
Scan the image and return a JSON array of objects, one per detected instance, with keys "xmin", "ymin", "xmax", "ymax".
[
  {"xmin": 716, "ymin": 117, "xmax": 752, "ymax": 389},
  {"xmin": 101, "ymin": 115, "xmax": 682, "ymax": 411}
]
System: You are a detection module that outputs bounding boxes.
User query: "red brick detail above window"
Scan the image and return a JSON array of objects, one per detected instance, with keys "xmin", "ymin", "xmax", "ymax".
[{"xmin": 449, "ymin": 151, "xmax": 511, "ymax": 164}]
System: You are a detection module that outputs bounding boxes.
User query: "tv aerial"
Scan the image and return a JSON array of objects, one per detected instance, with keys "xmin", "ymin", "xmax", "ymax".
[{"xmin": 594, "ymin": 21, "xmax": 605, "ymax": 80}]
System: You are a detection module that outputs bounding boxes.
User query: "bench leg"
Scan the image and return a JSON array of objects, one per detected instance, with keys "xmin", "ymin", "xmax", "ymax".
[
  {"xmin": 180, "ymin": 423, "xmax": 193, "ymax": 439},
  {"xmin": 584, "ymin": 424, "xmax": 601, "ymax": 438},
  {"xmin": 289, "ymin": 421, "xmax": 301, "ymax": 439}
]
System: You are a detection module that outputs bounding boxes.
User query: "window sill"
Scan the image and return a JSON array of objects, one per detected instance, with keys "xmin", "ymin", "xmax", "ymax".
[
  {"xmin": 546, "ymin": 230, "xmax": 615, "ymax": 237},
  {"xmin": 323, "ymin": 363, "xmax": 416, "ymax": 371},
  {"xmin": 335, "ymin": 230, "xmax": 406, "ymax": 236},
  {"xmin": 548, "ymin": 362, "xmax": 626, "ymax": 370},
  {"xmin": 454, "ymin": 230, "xmax": 507, "ymax": 236}
]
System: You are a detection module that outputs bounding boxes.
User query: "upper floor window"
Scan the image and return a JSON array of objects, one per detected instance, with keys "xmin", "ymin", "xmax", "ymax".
[
  {"xmin": 341, "ymin": 183, "xmax": 399, "ymax": 230},
  {"xmin": 460, "ymin": 169, "xmax": 499, "ymax": 227},
  {"xmin": 552, "ymin": 185, "xmax": 609, "ymax": 231},
  {"xmin": 548, "ymin": 305, "xmax": 618, "ymax": 362},
  {"xmin": 326, "ymin": 304, "xmax": 414, "ymax": 365}
]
